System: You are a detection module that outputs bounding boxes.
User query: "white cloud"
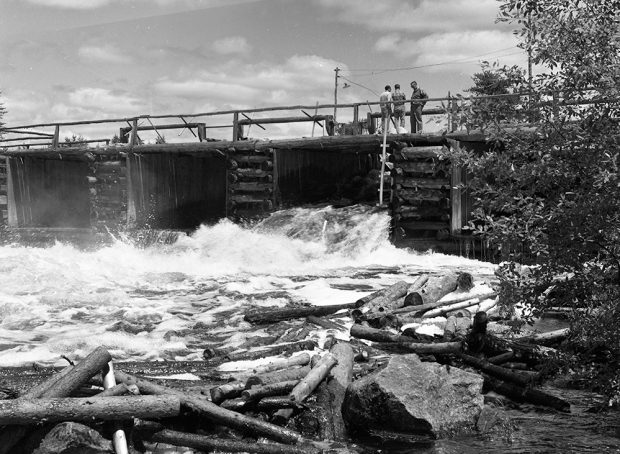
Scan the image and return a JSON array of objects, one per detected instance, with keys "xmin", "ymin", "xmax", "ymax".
[
  {"xmin": 154, "ymin": 55, "xmax": 345, "ymax": 108},
  {"xmin": 78, "ymin": 45, "xmax": 131, "ymax": 64},
  {"xmin": 318, "ymin": 0, "xmax": 506, "ymax": 34},
  {"xmin": 212, "ymin": 36, "xmax": 251, "ymax": 55},
  {"xmin": 68, "ymin": 87, "xmax": 145, "ymax": 112}
]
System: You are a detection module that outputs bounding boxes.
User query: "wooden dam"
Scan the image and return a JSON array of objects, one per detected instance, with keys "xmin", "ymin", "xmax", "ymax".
[{"xmin": 0, "ymin": 97, "xmax": 491, "ymax": 255}]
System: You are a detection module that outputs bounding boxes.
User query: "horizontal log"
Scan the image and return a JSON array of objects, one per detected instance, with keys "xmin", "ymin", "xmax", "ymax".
[
  {"xmin": 374, "ymin": 341, "xmax": 462, "ymax": 355},
  {"xmin": 0, "ymin": 395, "xmax": 180, "ymax": 425},
  {"xmin": 350, "ymin": 324, "xmax": 416, "ymax": 344},
  {"xmin": 242, "ymin": 380, "xmax": 299, "ymax": 401},
  {"xmin": 351, "ymin": 281, "xmax": 410, "ymax": 320},
  {"xmin": 395, "ymin": 221, "xmax": 450, "ymax": 231},
  {"xmin": 230, "ymin": 182, "xmax": 274, "ymax": 193},
  {"xmin": 230, "ymin": 154, "xmax": 272, "ymax": 163},
  {"xmin": 394, "ymin": 178, "xmax": 450, "ymax": 190},
  {"xmin": 134, "ymin": 420, "xmax": 319, "ymax": 454},
  {"xmin": 244, "ymin": 303, "xmax": 356, "ymax": 324},
  {"xmin": 391, "ymin": 146, "xmax": 446, "ymax": 160},
  {"xmin": 238, "ymin": 115, "xmax": 332, "ymax": 126},
  {"xmin": 395, "ymin": 189, "xmax": 448, "ymax": 203},
  {"xmin": 246, "ymin": 365, "xmax": 312, "ymax": 389},
  {"xmin": 252, "ymin": 353, "xmax": 312, "ymax": 376},
  {"xmin": 391, "ymin": 161, "xmax": 437, "ymax": 175},
  {"xmin": 230, "ymin": 194, "xmax": 273, "ymax": 204},
  {"xmin": 517, "ymin": 328, "xmax": 569, "ymax": 346},
  {"xmin": 216, "ymin": 341, "xmax": 317, "ymax": 363},
  {"xmin": 210, "ymin": 382, "xmax": 246, "ymax": 404},
  {"xmin": 458, "ymin": 353, "xmax": 535, "ymax": 386},
  {"xmin": 483, "ymin": 375, "xmax": 570, "ymax": 412}
]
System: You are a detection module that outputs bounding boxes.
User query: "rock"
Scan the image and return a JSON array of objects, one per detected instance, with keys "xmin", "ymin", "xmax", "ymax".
[
  {"xmin": 342, "ymin": 354, "xmax": 484, "ymax": 437},
  {"xmin": 33, "ymin": 422, "xmax": 113, "ymax": 454}
]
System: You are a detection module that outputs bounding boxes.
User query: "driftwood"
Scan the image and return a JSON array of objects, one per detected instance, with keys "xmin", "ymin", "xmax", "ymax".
[
  {"xmin": 134, "ymin": 419, "xmax": 319, "ymax": 454},
  {"xmin": 518, "ymin": 328, "xmax": 570, "ymax": 346},
  {"xmin": 422, "ymin": 295, "xmax": 496, "ymax": 319},
  {"xmin": 483, "ymin": 376, "xmax": 570, "ymax": 412},
  {"xmin": 315, "ymin": 342, "xmax": 354, "ymax": 441},
  {"xmin": 114, "ymin": 370, "xmax": 303, "ymax": 444},
  {"xmin": 252, "ymin": 353, "xmax": 312, "ymax": 375},
  {"xmin": 211, "ymin": 382, "xmax": 246, "ymax": 404},
  {"xmin": 306, "ymin": 315, "xmax": 345, "ymax": 331},
  {"xmin": 221, "ymin": 397, "xmax": 306, "ymax": 412},
  {"xmin": 350, "ymin": 324, "xmax": 416, "ymax": 344},
  {"xmin": 245, "ymin": 303, "xmax": 356, "ymax": 324},
  {"xmin": 242, "ymin": 380, "xmax": 300, "ymax": 401},
  {"xmin": 373, "ymin": 341, "xmax": 462, "ymax": 355},
  {"xmin": 213, "ymin": 341, "xmax": 317, "ymax": 363},
  {"xmin": 458, "ymin": 353, "xmax": 536, "ymax": 387},
  {"xmin": 246, "ymin": 365, "xmax": 312, "ymax": 389},
  {"xmin": 95, "ymin": 382, "xmax": 138, "ymax": 398},
  {"xmin": 290, "ymin": 354, "xmax": 338, "ymax": 403},
  {"xmin": 394, "ymin": 291, "xmax": 497, "ymax": 316},
  {"xmin": 487, "ymin": 351, "xmax": 515, "ymax": 365},
  {"xmin": 0, "ymin": 396, "xmax": 180, "ymax": 425},
  {"xmin": 350, "ymin": 281, "xmax": 410, "ymax": 321},
  {"xmin": 404, "ymin": 272, "xmax": 472, "ymax": 306}
]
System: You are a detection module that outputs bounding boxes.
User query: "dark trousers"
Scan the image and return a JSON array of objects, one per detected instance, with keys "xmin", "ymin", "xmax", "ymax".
[{"xmin": 410, "ymin": 105, "xmax": 423, "ymax": 133}]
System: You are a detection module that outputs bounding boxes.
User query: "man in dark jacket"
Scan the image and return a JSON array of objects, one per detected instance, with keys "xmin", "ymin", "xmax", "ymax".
[{"xmin": 410, "ymin": 80, "xmax": 428, "ymax": 133}]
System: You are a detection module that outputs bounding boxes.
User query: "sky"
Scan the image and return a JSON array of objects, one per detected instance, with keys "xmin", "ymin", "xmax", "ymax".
[{"xmin": 0, "ymin": 0, "xmax": 528, "ymax": 142}]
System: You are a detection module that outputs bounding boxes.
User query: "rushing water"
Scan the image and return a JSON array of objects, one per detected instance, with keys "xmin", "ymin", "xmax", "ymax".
[{"xmin": 0, "ymin": 204, "xmax": 618, "ymax": 453}]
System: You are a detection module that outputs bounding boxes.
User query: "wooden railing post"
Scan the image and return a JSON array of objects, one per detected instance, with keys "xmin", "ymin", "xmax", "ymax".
[
  {"xmin": 129, "ymin": 119, "xmax": 138, "ymax": 146},
  {"xmin": 51, "ymin": 125, "xmax": 60, "ymax": 148},
  {"xmin": 352, "ymin": 104, "xmax": 360, "ymax": 135},
  {"xmin": 232, "ymin": 112, "xmax": 240, "ymax": 141}
]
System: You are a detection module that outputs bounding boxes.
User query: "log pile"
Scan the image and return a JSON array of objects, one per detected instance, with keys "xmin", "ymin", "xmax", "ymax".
[
  {"xmin": 389, "ymin": 141, "xmax": 452, "ymax": 240},
  {"xmin": 228, "ymin": 147, "xmax": 278, "ymax": 220},
  {"xmin": 88, "ymin": 157, "xmax": 128, "ymax": 230}
]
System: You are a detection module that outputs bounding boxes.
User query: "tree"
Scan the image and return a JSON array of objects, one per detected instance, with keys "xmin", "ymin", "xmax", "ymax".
[
  {"xmin": 450, "ymin": 0, "xmax": 620, "ymax": 403},
  {"xmin": 61, "ymin": 134, "xmax": 86, "ymax": 148}
]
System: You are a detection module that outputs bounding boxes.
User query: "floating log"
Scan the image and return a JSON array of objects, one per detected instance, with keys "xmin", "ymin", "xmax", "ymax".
[
  {"xmin": 483, "ymin": 376, "xmax": 570, "ymax": 412},
  {"xmin": 350, "ymin": 281, "xmax": 410, "ymax": 321},
  {"xmin": 210, "ymin": 382, "xmax": 246, "ymax": 405},
  {"xmin": 0, "ymin": 395, "xmax": 180, "ymax": 425},
  {"xmin": 246, "ymin": 365, "xmax": 312, "ymax": 389},
  {"xmin": 244, "ymin": 303, "xmax": 356, "ymax": 324},
  {"xmin": 316, "ymin": 343, "xmax": 354, "ymax": 441},
  {"xmin": 242, "ymin": 380, "xmax": 299, "ymax": 401},
  {"xmin": 134, "ymin": 419, "xmax": 319, "ymax": 454},
  {"xmin": 114, "ymin": 370, "xmax": 303, "ymax": 444},
  {"xmin": 458, "ymin": 353, "xmax": 535, "ymax": 387}
]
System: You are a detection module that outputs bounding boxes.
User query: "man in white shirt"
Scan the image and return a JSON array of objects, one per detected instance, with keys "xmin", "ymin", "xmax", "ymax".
[{"xmin": 378, "ymin": 85, "xmax": 392, "ymax": 134}]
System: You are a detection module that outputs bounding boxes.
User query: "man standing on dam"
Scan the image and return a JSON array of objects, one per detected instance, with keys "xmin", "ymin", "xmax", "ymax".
[{"xmin": 410, "ymin": 80, "xmax": 428, "ymax": 133}]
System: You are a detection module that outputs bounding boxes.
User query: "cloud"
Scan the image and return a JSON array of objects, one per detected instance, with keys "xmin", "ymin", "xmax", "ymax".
[
  {"xmin": 67, "ymin": 87, "xmax": 145, "ymax": 113},
  {"xmin": 212, "ymin": 36, "xmax": 251, "ymax": 55},
  {"xmin": 154, "ymin": 55, "xmax": 345, "ymax": 108},
  {"xmin": 78, "ymin": 45, "xmax": 132, "ymax": 64},
  {"xmin": 317, "ymin": 0, "xmax": 506, "ymax": 34}
]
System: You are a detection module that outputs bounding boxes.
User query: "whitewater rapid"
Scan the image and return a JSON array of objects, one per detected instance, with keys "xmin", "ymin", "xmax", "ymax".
[{"xmin": 0, "ymin": 205, "xmax": 496, "ymax": 367}]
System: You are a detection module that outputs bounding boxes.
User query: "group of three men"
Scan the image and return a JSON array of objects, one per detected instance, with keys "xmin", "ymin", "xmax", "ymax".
[{"xmin": 379, "ymin": 81, "xmax": 428, "ymax": 134}]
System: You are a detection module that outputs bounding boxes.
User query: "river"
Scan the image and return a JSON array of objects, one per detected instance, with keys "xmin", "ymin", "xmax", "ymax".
[{"xmin": 0, "ymin": 204, "xmax": 618, "ymax": 453}]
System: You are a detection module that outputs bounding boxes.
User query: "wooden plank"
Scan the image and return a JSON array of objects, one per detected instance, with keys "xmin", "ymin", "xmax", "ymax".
[
  {"xmin": 230, "ymin": 194, "xmax": 272, "ymax": 204},
  {"xmin": 395, "ymin": 221, "xmax": 450, "ymax": 231},
  {"xmin": 394, "ymin": 178, "xmax": 450, "ymax": 190},
  {"xmin": 230, "ymin": 154, "xmax": 272, "ymax": 163}
]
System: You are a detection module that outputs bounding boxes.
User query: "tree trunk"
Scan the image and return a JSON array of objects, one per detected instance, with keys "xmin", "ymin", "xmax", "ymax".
[
  {"xmin": 242, "ymin": 380, "xmax": 299, "ymax": 401},
  {"xmin": 245, "ymin": 303, "xmax": 356, "ymax": 324},
  {"xmin": 114, "ymin": 370, "xmax": 303, "ymax": 445},
  {"xmin": 0, "ymin": 395, "xmax": 180, "ymax": 425},
  {"xmin": 483, "ymin": 376, "xmax": 570, "ymax": 412},
  {"xmin": 315, "ymin": 343, "xmax": 354, "ymax": 441}
]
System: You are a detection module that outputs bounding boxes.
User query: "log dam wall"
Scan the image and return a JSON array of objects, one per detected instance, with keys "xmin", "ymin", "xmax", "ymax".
[{"xmin": 0, "ymin": 133, "xmax": 492, "ymax": 253}]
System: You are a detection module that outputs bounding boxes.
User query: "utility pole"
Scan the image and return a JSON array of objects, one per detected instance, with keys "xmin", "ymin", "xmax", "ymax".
[{"xmin": 334, "ymin": 67, "xmax": 340, "ymax": 123}]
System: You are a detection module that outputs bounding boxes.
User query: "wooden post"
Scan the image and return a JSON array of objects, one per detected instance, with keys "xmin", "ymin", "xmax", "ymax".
[
  {"xmin": 197, "ymin": 123, "xmax": 206, "ymax": 142},
  {"xmin": 352, "ymin": 105, "xmax": 360, "ymax": 135},
  {"xmin": 126, "ymin": 153, "xmax": 136, "ymax": 228},
  {"xmin": 129, "ymin": 119, "xmax": 138, "ymax": 147},
  {"xmin": 366, "ymin": 112, "xmax": 375, "ymax": 134},
  {"xmin": 51, "ymin": 124, "xmax": 60, "ymax": 148},
  {"xmin": 6, "ymin": 157, "xmax": 18, "ymax": 227},
  {"xmin": 233, "ymin": 112, "xmax": 240, "ymax": 141}
]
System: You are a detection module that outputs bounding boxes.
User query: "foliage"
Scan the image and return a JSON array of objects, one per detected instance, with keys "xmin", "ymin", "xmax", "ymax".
[
  {"xmin": 62, "ymin": 134, "xmax": 86, "ymax": 147},
  {"xmin": 155, "ymin": 134, "xmax": 167, "ymax": 144},
  {"xmin": 451, "ymin": 0, "xmax": 620, "ymax": 402}
]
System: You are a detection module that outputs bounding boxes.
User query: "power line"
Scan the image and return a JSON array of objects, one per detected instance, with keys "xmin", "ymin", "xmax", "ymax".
[
  {"xmin": 338, "ymin": 75, "xmax": 379, "ymax": 96},
  {"xmin": 346, "ymin": 46, "xmax": 524, "ymax": 75}
]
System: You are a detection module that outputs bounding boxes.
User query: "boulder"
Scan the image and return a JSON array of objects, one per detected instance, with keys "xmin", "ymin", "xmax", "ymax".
[
  {"xmin": 342, "ymin": 354, "xmax": 484, "ymax": 437},
  {"xmin": 33, "ymin": 422, "xmax": 113, "ymax": 454}
]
